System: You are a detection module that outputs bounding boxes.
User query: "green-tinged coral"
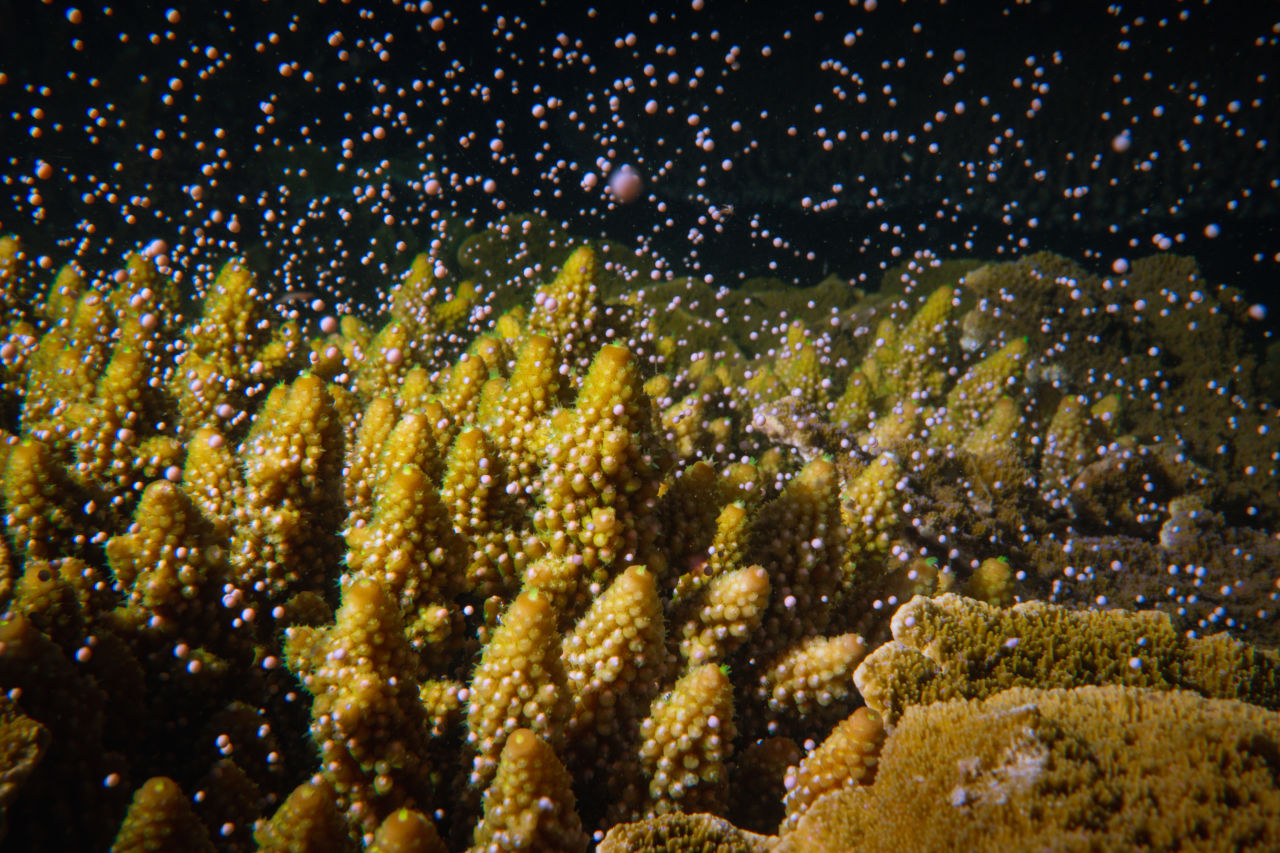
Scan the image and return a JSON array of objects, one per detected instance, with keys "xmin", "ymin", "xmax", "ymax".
[
  {"xmin": 854, "ymin": 593, "xmax": 1280, "ymax": 725},
  {"xmin": 933, "ymin": 337, "xmax": 1028, "ymax": 446},
  {"xmin": 864, "ymin": 284, "xmax": 954, "ymax": 402},
  {"xmin": 964, "ymin": 557, "xmax": 1014, "ymax": 606},
  {"xmin": 772, "ymin": 320, "xmax": 829, "ymax": 408},
  {"xmin": 776, "ymin": 685, "xmax": 1280, "ymax": 853}
]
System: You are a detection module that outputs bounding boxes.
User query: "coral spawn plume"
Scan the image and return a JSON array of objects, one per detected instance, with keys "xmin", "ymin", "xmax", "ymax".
[{"xmin": 0, "ymin": 2, "xmax": 1278, "ymax": 849}]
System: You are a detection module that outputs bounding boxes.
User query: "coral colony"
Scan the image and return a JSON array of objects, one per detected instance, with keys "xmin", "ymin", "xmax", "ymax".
[{"xmin": 0, "ymin": 1, "xmax": 1277, "ymax": 851}]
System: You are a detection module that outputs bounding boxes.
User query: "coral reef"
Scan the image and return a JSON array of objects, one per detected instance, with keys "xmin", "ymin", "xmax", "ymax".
[
  {"xmin": 0, "ymin": 228, "xmax": 1274, "ymax": 851},
  {"xmin": 854, "ymin": 593, "xmax": 1280, "ymax": 725},
  {"xmin": 597, "ymin": 812, "xmax": 773, "ymax": 853},
  {"xmin": 774, "ymin": 685, "xmax": 1280, "ymax": 853}
]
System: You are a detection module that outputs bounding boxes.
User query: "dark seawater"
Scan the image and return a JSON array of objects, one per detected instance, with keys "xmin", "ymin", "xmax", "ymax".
[{"xmin": 0, "ymin": 0, "xmax": 1276, "ymax": 311}]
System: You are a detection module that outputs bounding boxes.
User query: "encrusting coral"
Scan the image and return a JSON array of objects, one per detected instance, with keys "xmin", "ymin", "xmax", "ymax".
[
  {"xmin": 774, "ymin": 685, "xmax": 1280, "ymax": 853},
  {"xmin": 0, "ymin": 226, "xmax": 1275, "ymax": 852},
  {"xmin": 854, "ymin": 592, "xmax": 1280, "ymax": 726}
]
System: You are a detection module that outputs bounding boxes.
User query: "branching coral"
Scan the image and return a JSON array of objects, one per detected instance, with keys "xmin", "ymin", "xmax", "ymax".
[{"xmin": 0, "ymin": 230, "xmax": 1273, "ymax": 852}]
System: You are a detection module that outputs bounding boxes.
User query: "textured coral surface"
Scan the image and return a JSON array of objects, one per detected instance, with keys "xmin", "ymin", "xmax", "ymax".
[{"xmin": 0, "ymin": 229, "xmax": 1275, "ymax": 852}]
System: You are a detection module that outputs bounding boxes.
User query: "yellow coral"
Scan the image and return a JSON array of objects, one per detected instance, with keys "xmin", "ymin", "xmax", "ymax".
[
  {"xmin": 442, "ymin": 426, "xmax": 543, "ymax": 597},
  {"xmin": 0, "ymin": 231, "xmax": 1274, "ymax": 853},
  {"xmin": 527, "ymin": 245, "xmax": 600, "ymax": 366},
  {"xmin": 471, "ymin": 728, "xmax": 588, "ymax": 853},
  {"xmin": 535, "ymin": 344, "xmax": 669, "ymax": 578},
  {"xmin": 562, "ymin": 565, "xmax": 668, "ymax": 776},
  {"xmin": 466, "ymin": 589, "xmax": 569, "ymax": 792},
  {"xmin": 254, "ymin": 779, "xmax": 356, "ymax": 853},
  {"xmin": 935, "ymin": 337, "xmax": 1027, "ymax": 446},
  {"xmin": 369, "ymin": 807, "xmax": 447, "ymax": 853},
  {"xmin": 746, "ymin": 458, "xmax": 843, "ymax": 657},
  {"xmin": 105, "ymin": 479, "xmax": 228, "ymax": 634},
  {"xmin": 284, "ymin": 579, "xmax": 436, "ymax": 837},
  {"xmin": 757, "ymin": 632, "xmax": 868, "ymax": 730},
  {"xmin": 778, "ymin": 686, "xmax": 1280, "ymax": 853},
  {"xmin": 343, "ymin": 396, "xmax": 400, "ymax": 524},
  {"xmin": 635, "ymin": 663, "xmax": 736, "ymax": 818},
  {"xmin": 346, "ymin": 462, "xmax": 467, "ymax": 659},
  {"xmin": 854, "ymin": 593, "xmax": 1280, "ymax": 725},
  {"xmin": 840, "ymin": 452, "xmax": 901, "ymax": 576},
  {"xmin": 780, "ymin": 706, "xmax": 884, "ymax": 834},
  {"xmin": 677, "ymin": 564, "xmax": 770, "ymax": 665},
  {"xmin": 111, "ymin": 777, "xmax": 215, "ymax": 853}
]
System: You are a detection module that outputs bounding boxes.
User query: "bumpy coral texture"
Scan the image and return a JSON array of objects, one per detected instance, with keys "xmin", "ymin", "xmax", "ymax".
[
  {"xmin": 775, "ymin": 685, "xmax": 1280, "ymax": 853},
  {"xmin": 0, "ymin": 231, "xmax": 1275, "ymax": 853},
  {"xmin": 854, "ymin": 593, "xmax": 1280, "ymax": 725}
]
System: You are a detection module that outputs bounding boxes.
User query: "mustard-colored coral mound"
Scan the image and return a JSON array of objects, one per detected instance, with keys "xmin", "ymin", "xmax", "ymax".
[
  {"xmin": 597, "ymin": 811, "xmax": 774, "ymax": 853},
  {"xmin": 854, "ymin": 593, "xmax": 1280, "ymax": 725},
  {"xmin": 471, "ymin": 728, "xmax": 588, "ymax": 853},
  {"xmin": 777, "ymin": 685, "xmax": 1280, "ymax": 853}
]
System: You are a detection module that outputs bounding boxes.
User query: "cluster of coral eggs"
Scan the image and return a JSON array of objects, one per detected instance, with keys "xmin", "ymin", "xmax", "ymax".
[{"xmin": 0, "ymin": 231, "xmax": 1275, "ymax": 852}]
